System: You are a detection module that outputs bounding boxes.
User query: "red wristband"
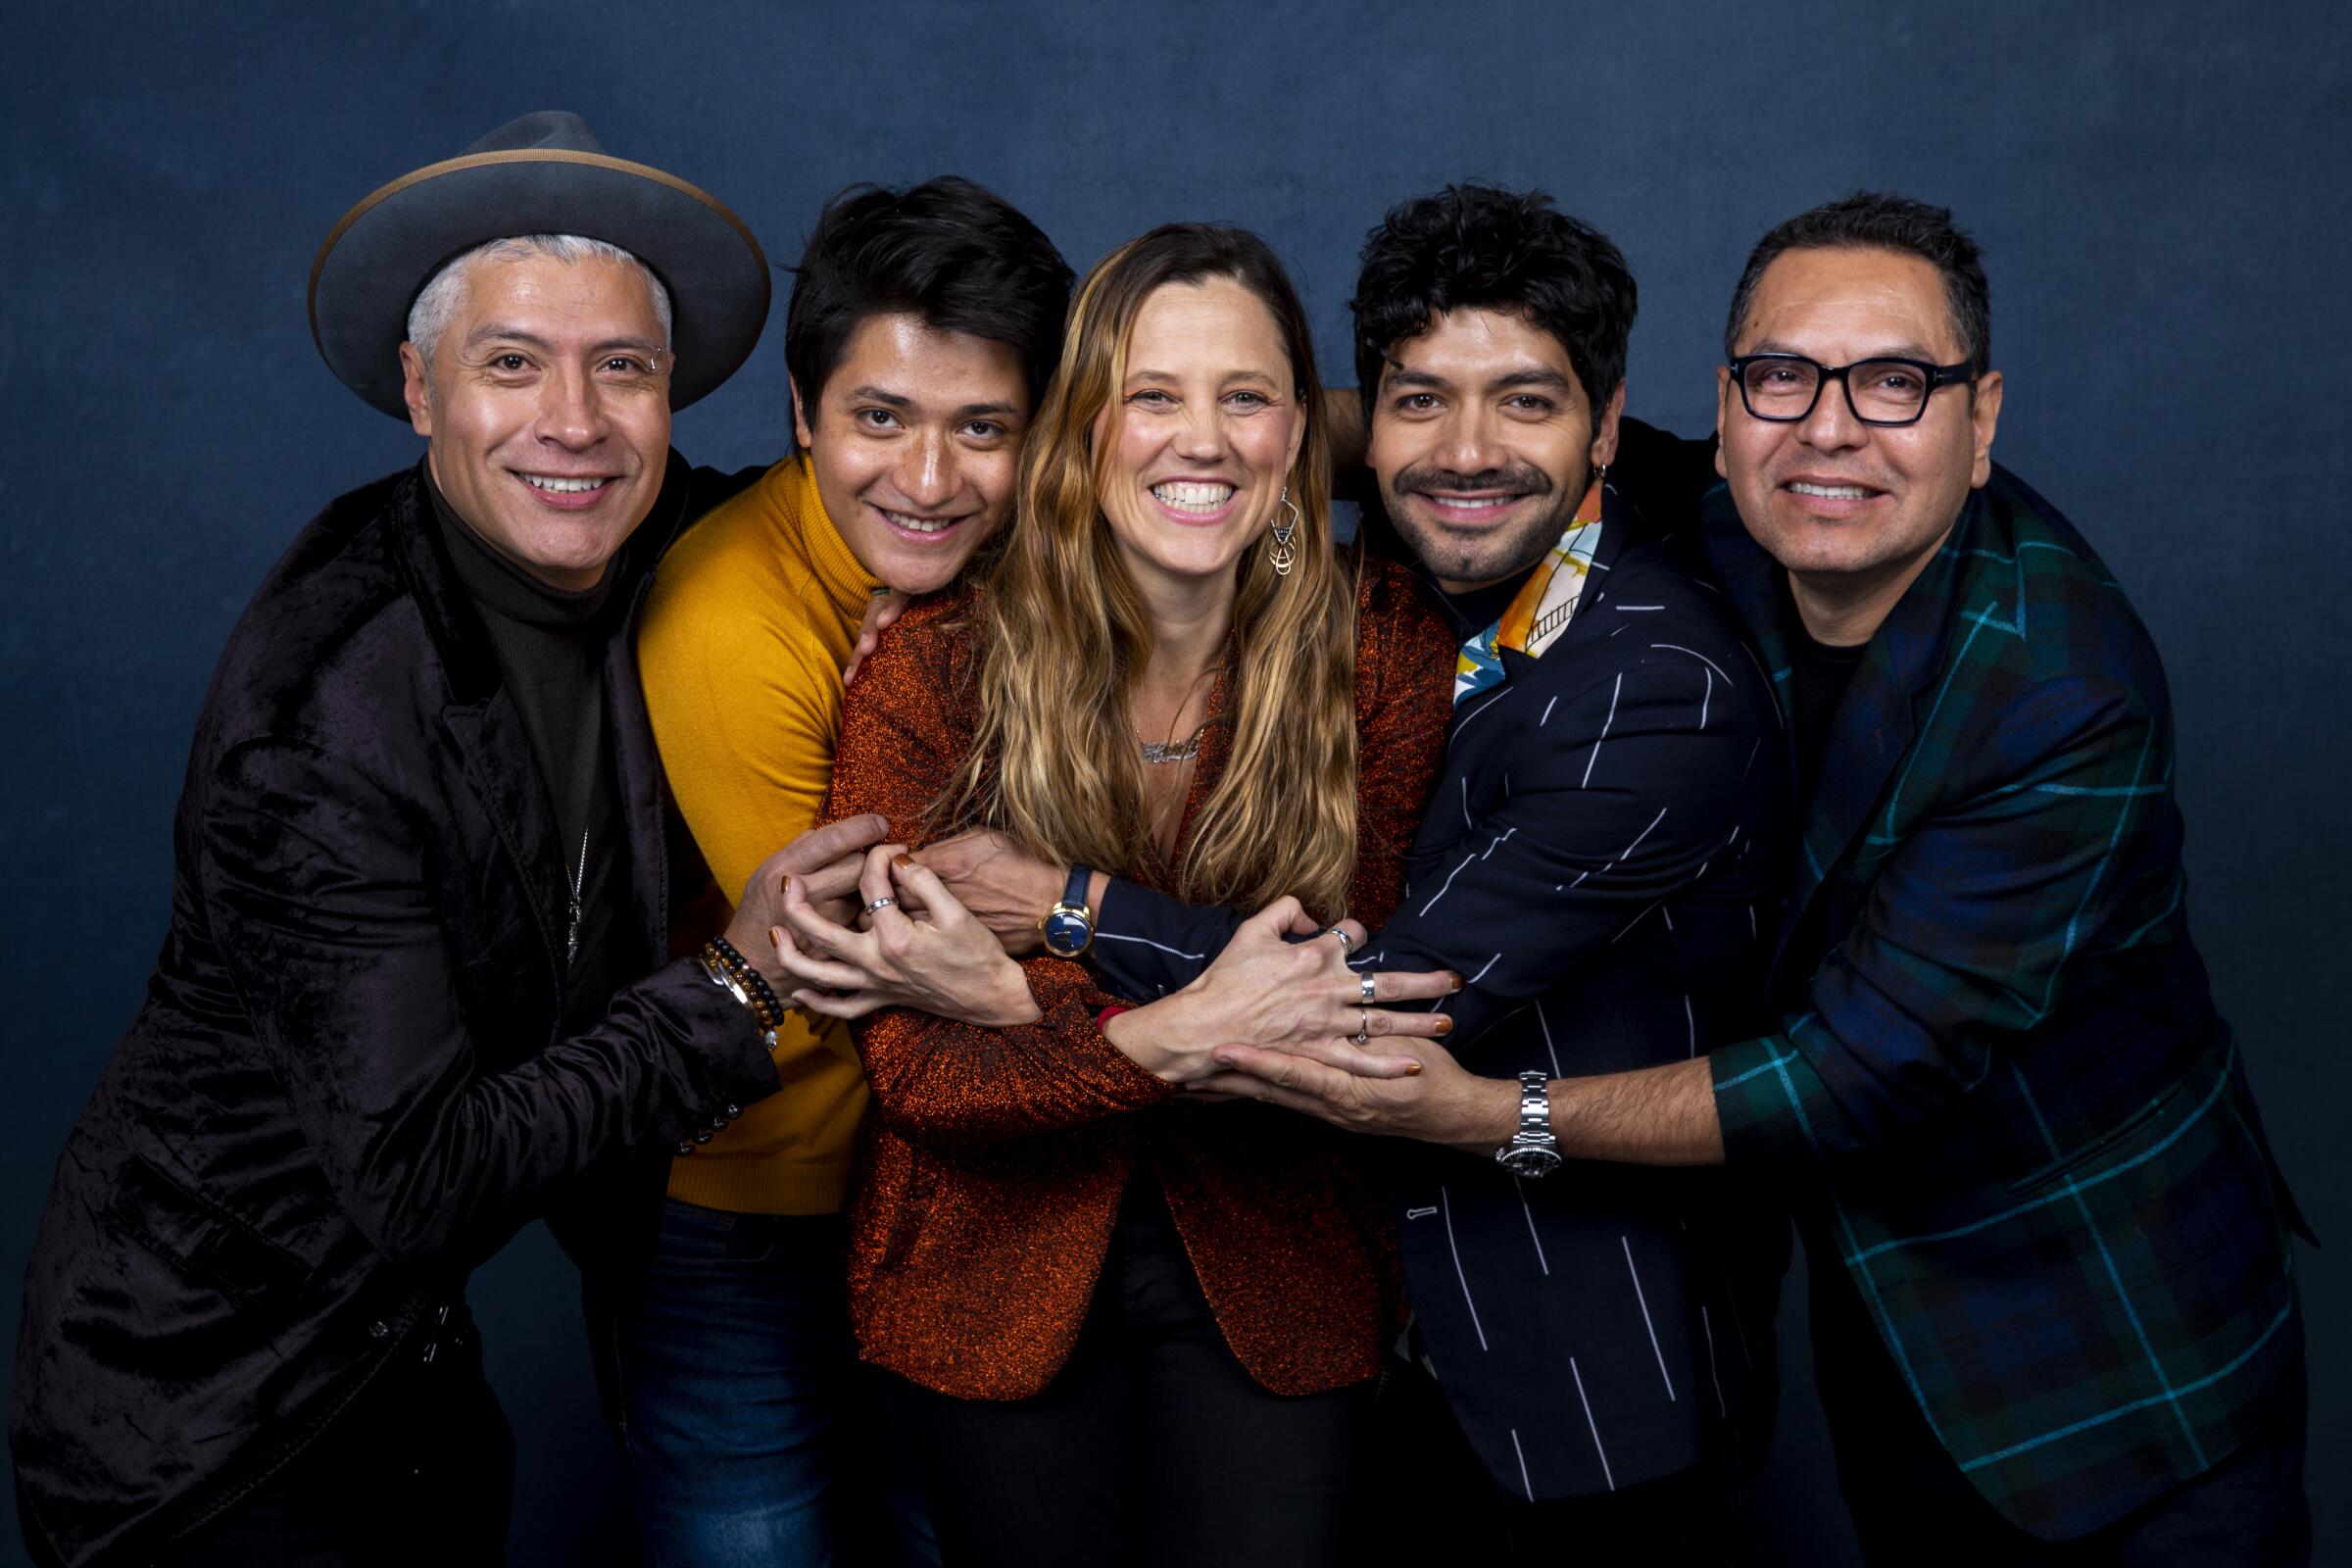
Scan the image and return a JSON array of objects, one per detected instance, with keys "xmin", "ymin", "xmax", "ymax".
[{"xmin": 1096, "ymin": 1004, "xmax": 1133, "ymax": 1033}]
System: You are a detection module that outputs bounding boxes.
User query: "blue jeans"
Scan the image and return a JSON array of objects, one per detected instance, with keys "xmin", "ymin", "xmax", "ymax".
[{"xmin": 613, "ymin": 1200, "xmax": 936, "ymax": 1568}]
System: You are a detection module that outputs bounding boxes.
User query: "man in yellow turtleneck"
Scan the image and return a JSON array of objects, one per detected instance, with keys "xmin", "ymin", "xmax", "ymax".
[{"xmin": 629, "ymin": 177, "xmax": 1071, "ymax": 1567}]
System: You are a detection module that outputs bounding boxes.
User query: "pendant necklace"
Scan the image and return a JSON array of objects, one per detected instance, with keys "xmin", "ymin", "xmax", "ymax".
[
  {"xmin": 1138, "ymin": 722, "xmax": 1207, "ymax": 764},
  {"xmin": 565, "ymin": 826, "xmax": 588, "ymax": 972},
  {"xmin": 1137, "ymin": 664, "xmax": 1217, "ymax": 764}
]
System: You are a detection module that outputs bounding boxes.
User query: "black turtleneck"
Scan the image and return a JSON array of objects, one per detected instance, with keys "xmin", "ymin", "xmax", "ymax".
[{"xmin": 425, "ymin": 465, "xmax": 631, "ymax": 1033}]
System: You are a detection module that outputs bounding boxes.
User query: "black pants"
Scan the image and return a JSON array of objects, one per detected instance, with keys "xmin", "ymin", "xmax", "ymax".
[
  {"xmin": 153, "ymin": 1302, "xmax": 514, "ymax": 1567},
  {"xmin": 1810, "ymin": 1253, "xmax": 2312, "ymax": 1566},
  {"xmin": 884, "ymin": 1183, "xmax": 1375, "ymax": 1568}
]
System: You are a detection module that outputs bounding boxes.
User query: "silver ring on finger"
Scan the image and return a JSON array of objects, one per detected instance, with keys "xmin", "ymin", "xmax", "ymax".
[
  {"xmin": 1320, "ymin": 924, "xmax": 1355, "ymax": 957},
  {"xmin": 1358, "ymin": 972, "xmax": 1377, "ymax": 1004},
  {"xmin": 1354, "ymin": 1006, "xmax": 1371, "ymax": 1046},
  {"xmin": 864, "ymin": 897, "xmax": 896, "ymax": 913}
]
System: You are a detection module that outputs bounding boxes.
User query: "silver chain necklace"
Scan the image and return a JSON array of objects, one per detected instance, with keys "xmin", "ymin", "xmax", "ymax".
[
  {"xmin": 1137, "ymin": 722, "xmax": 1207, "ymax": 764},
  {"xmin": 565, "ymin": 826, "xmax": 588, "ymax": 971},
  {"xmin": 1138, "ymin": 723, "xmax": 1213, "ymax": 766}
]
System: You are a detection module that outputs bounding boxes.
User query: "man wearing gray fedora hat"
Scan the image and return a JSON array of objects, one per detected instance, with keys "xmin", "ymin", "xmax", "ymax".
[{"xmin": 8, "ymin": 112, "xmax": 887, "ymax": 1566}]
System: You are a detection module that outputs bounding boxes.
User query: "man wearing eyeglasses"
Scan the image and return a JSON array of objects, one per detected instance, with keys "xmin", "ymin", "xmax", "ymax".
[
  {"xmin": 1207, "ymin": 192, "xmax": 2312, "ymax": 1564},
  {"xmin": 1702, "ymin": 192, "xmax": 2314, "ymax": 1561}
]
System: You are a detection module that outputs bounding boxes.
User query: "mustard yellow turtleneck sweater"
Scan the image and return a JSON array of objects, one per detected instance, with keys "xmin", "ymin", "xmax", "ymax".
[{"xmin": 638, "ymin": 455, "xmax": 880, "ymax": 1215}]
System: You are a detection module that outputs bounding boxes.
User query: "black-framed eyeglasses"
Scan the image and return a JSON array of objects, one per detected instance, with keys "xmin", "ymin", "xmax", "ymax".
[{"xmin": 1728, "ymin": 353, "xmax": 1976, "ymax": 427}]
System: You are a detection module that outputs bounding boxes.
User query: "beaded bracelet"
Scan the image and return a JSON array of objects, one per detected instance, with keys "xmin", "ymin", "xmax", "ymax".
[
  {"xmin": 698, "ymin": 946, "xmax": 778, "ymax": 1043},
  {"xmin": 707, "ymin": 935, "xmax": 785, "ymax": 1025},
  {"xmin": 697, "ymin": 947, "xmax": 759, "ymax": 1017},
  {"xmin": 700, "ymin": 940, "xmax": 775, "ymax": 1031},
  {"xmin": 682, "ymin": 949, "xmax": 768, "ymax": 1160}
]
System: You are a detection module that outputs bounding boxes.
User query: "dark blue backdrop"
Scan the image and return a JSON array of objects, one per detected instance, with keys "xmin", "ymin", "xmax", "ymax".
[{"xmin": 5, "ymin": 3, "xmax": 2344, "ymax": 1562}]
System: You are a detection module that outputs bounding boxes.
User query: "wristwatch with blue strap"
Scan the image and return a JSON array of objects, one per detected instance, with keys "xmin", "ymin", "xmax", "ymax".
[{"xmin": 1039, "ymin": 863, "xmax": 1096, "ymax": 958}]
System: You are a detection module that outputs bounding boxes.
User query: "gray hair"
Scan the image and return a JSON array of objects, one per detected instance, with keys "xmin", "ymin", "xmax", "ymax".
[{"xmin": 405, "ymin": 234, "xmax": 674, "ymax": 367}]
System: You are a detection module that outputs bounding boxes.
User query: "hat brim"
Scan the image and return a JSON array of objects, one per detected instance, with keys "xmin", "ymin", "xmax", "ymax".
[{"xmin": 310, "ymin": 149, "xmax": 770, "ymax": 418}]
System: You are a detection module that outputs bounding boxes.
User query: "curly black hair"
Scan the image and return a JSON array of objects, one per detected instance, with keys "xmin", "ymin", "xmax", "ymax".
[{"xmin": 1349, "ymin": 184, "xmax": 1637, "ymax": 410}]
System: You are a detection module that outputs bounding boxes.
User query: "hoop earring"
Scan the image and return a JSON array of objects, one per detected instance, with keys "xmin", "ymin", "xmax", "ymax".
[{"xmin": 1269, "ymin": 488, "xmax": 1302, "ymax": 577}]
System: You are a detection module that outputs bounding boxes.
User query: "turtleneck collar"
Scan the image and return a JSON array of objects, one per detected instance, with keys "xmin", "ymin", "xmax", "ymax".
[
  {"xmin": 425, "ymin": 460, "xmax": 617, "ymax": 632},
  {"xmin": 776, "ymin": 453, "xmax": 886, "ymax": 623}
]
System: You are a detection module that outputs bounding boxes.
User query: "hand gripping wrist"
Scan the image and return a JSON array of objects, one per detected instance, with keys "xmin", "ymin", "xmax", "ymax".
[{"xmin": 1102, "ymin": 998, "xmax": 1190, "ymax": 1082}]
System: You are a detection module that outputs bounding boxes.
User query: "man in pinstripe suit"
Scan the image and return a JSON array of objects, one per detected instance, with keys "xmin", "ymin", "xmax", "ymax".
[
  {"xmin": 1212, "ymin": 194, "xmax": 2314, "ymax": 1563},
  {"xmin": 1061, "ymin": 185, "xmax": 1795, "ymax": 1562}
]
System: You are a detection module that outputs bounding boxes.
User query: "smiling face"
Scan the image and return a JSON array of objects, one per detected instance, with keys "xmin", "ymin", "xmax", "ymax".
[
  {"xmin": 793, "ymin": 313, "xmax": 1029, "ymax": 595},
  {"xmin": 399, "ymin": 249, "xmax": 671, "ymax": 589},
  {"xmin": 1716, "ymin": 246, "xmax": 2003, "ymax": 632},
  {"xmin": 1367, "ymin": 307, "xmax": 1623, "ymax": 594},
  {"xmin": 1094, "ymin": 276, "xmax": 1305, "ymax": 597}
]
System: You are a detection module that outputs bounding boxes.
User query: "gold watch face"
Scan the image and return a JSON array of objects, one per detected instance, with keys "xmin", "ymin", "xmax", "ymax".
[{"xmin": 1041, "ymin": 903, "xmax": 1093, "ymax": 958}]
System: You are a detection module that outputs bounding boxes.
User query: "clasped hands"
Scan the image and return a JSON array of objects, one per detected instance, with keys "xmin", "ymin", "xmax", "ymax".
[{"xmin": 749, "ymin": 825, "xmax": 1493, "ymax": 1137}]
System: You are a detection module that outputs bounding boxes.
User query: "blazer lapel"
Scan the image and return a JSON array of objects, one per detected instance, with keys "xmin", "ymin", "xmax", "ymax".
[
  {"xmin": 604, "ymin": 453, "xmax": 696, "ymax": 962},
  {"xmin": 1788, "ymin": 492, "xmax": 1982, "ymax": 923},
  {"xmin": 1580, "ymin": 475, "xmax": 1636, "ymax": 598},
  {"xmin": 1481, "ymin": 476, "xmax": 1635, "ymax": 694},
  {"xmin": 607, "ymin": 601, "xmax": 669, "ymax": 964},
  {"xmin": 1700, "ymin": 482, "xmax": 1981, "ymax": 975},
  {"xmin": 388, "ymin": 462, "xmax": 570, "ymax": 985},
  {"xmin": 398, "ymin": 452, "xmax": 699, "ymax": 979},
  {"xmin": 442, "ymin": 697, "xmax": 570, "ymax": 980},
  {"xmin": 1699, "ymin": 481, "xmax": 1793, "ymax": 732}
]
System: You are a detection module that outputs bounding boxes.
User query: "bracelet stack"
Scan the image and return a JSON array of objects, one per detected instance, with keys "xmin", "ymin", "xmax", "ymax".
[
  {"xmin": 711, "ymin": 934, "xmax": 785, "ymax": 1021},
  {"xmin": 681, "ymin": 938, "xmax": 783, "ymax": 1159},
  {"xmin": 699, "ymin": 936, "xmax": 783, "ymax": 1042}
]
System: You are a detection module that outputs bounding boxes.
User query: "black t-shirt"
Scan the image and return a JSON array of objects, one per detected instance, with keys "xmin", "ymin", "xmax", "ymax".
[
  {"xmin": 1780, "ymin": 579, "xmax": 1868, "ymax": 817},
  {"xmin": 425, "ymin": 467, "xmax": 632, "ymax": 1035}
]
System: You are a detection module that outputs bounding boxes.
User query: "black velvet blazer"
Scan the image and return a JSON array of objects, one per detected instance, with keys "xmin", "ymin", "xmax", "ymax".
[{"xmin": 8, "ymin": 458, "xmax": 778, "ymax": 1567}]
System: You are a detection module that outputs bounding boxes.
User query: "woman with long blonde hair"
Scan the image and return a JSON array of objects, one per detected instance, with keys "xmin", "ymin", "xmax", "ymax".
[{"xmin": 777, "ymin": 223, "xmax": 1457, "ymax": 1566}]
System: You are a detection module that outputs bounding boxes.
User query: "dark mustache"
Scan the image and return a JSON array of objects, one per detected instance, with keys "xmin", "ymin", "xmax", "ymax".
[{"xmin": 1391, "ymin": 464, "xmax": 1553, "ymax": 497}]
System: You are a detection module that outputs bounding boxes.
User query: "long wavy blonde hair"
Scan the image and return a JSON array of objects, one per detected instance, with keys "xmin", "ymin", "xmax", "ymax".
[{"xmin": 938, "ymin": 223, "xmax": 1361, "ymax": 920}]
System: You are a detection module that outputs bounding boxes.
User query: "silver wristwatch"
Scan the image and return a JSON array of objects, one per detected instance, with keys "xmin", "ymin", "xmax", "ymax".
[{"xmin": 1494, "ymin": 1070, "xmax": 1562, "ymax": 1177}]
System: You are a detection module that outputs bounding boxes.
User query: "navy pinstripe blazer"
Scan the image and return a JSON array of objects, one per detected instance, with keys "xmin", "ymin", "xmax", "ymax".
[{"xmin": 1091, "ymin": 428, "xmax": 1791, "ymax": 1500}]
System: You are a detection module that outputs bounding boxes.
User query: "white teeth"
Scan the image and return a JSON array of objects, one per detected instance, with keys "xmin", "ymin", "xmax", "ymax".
[
  {"xmin": 882, "ymin": 510, "xmax": 956, "ymax": 534},
  {"xmin": 1426, "ymin": 495, "xmax": 1515, "ymax": 512},
  {"xmin": 1151, "ymin": 481, "xmax": 1235, "ymax": 514},
  {"xmin": 1790, "ymin": 482, "xmax": 1870, "ymax": 499},
  {"xmin": 522, "ymin": 474, "xmax": 607, "ymax": 494}
]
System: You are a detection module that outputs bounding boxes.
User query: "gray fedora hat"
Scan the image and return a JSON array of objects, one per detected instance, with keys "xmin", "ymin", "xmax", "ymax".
[{"xmin": 310, "ymin": 111, "xmax": 769, "ymax": 418}]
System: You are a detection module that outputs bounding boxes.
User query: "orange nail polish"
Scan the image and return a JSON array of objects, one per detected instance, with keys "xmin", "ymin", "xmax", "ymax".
[
  {"xmin": 894, "ymin": 854, "xmax": 915, "ymax": 870},
  {"xmin": 1405, "ymin": 1061, "xmax": 1424, "ymax": 1075},
  {"xmin": 1435, "ymin": 1016, "xmax": 1454, "ymax": 1035}
]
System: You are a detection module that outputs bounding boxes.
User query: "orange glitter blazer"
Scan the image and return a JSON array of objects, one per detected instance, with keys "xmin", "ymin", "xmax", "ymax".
[{"xmin": 825, "ymin": 556, "xmax": 1455, "ymax": 1401}]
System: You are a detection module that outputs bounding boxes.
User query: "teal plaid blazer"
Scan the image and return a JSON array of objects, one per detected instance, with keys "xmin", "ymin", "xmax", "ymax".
[{"xmin": 1702, "ymin": 467, "xmax": 2308, "ymax": 1540}]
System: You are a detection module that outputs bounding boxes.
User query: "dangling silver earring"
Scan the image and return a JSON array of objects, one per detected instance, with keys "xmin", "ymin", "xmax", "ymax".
[{"xmin": 1269, "ymin": 487, "xmax": 1302, "ymax": 577}]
